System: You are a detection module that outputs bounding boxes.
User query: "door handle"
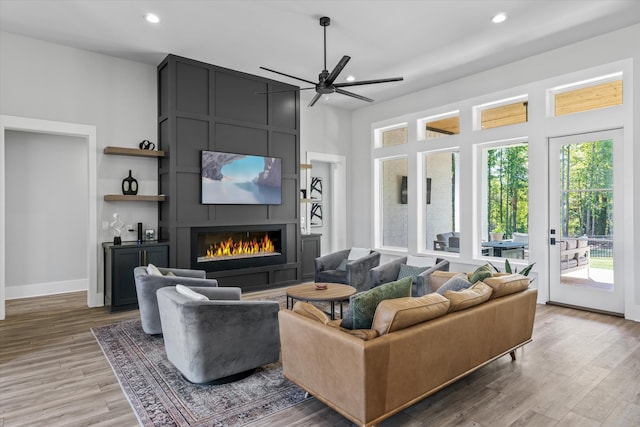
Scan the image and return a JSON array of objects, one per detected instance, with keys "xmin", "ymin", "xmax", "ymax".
[{"xmin": 550, "ymin": 237, "xmax": 556, "ymax": 245}]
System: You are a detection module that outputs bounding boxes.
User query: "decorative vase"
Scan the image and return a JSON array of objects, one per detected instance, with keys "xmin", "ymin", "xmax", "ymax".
[
  {"xmin": 121, "ymin": 170, "xmax": 138, "ymax": 195},
  {"xmin": 490, "ymin": 232, "xmax": 504, "ymax": 241}
]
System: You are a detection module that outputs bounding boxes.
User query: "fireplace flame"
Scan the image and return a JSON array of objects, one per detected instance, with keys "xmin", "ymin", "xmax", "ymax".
[{"xmin": 206, "ymin": 234, "xmax": 275, "ymax": 258}]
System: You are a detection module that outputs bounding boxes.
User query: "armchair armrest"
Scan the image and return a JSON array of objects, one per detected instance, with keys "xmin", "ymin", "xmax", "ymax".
[
  {"xmin": 369, "ymin": 256, "xmax": 407, "ymax": 288},
  {"xmin": 416, "ymin": 258, "xmax": 450, "ymax": 296},
  {"xmin": 315, "ymin": 249, "xmax": 350, "ymax": 273},
  {"xmin": 347, "ymin": 251, "xmax": 381, "ymax": 293},
  {"xmin": 186, "ymin": 286, "xmax": 242, "ymax": 301}
]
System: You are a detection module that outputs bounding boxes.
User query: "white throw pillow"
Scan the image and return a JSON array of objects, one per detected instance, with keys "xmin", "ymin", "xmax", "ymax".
[
  {"xmin": 406, "ymin": 255, "xmax": 435, "ymax": 268},
  {"xmin": 175, "ymin": 284, "xmax": 209, "ymax": 301},
  {"xmin": 147, "ymin": 263, "xmax": 163, "ymax": 276},
  {"xmin": 348, "ymin": 247, "xmax": 370, "ymax": 260}
]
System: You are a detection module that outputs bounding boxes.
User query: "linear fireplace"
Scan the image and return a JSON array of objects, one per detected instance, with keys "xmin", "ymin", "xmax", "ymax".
[{"xmin": 191, "ymin": 224, "xmax": 286, "ymax": 272}]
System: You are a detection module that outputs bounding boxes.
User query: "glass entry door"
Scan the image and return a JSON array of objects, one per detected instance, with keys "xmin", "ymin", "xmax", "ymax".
[{"xmin": 548, "ymin": 129, "xmax": 623, "ymax": 314}]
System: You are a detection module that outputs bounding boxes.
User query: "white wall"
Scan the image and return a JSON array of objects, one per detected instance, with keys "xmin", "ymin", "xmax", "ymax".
[
  {"xmin": 0, "ymin": 32, "xmax": 157, "ymax": 299},
  {"xmin": 350, "ymin": 24, "xmax": 639, "ymax": 320}
]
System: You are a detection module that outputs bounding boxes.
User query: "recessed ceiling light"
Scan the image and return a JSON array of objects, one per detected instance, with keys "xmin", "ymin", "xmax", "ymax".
[
  {"xmin": 491, "ymin": 12, "xmax": 507, "ymax": 24},
  {"xmin": 145, "ymin": 13, "xmax": 160, "ymax": 24},
  {"xmin": 346, "ymin": 75, "xmax": 355, "ymax": 82}
]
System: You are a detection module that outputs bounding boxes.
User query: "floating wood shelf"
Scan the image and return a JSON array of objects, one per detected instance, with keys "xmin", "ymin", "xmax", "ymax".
[
  {"xmin": 104, "ymin": 146, "xmax": 165, "ymax": 158},
  {"xmin": 300, "ymin": 198, "xmax": 313, "ymax": 203},
  {"xmin": 104, "ymin": 195, "xmax": 166, "ymax": 202},
  {"xmin": 300, "ymin": 163, "xmax": 312, "ymax": 169}
]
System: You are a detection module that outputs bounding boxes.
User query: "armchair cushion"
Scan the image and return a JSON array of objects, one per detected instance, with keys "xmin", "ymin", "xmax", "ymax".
[
  {"xmin": 336, "ymin": 259, "xmax": 349, "ymax": 271},
  {"xmin": 147, "ymin": 263, "xmax": 163, "ymax": 276}
]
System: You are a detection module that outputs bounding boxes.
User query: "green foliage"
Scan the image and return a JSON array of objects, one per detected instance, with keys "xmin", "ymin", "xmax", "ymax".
[{"xmin": 489, "ymin": 260, "xmax": 536, "ymax": 277}]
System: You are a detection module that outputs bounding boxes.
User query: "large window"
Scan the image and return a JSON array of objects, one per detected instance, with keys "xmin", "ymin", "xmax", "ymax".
[
  {"xmin": 423, "ymin": 150, "xmax": 459, "ymax": 253},
  {"xmin": 480, "ymin": 141, "xmax": 529, "ymax": 259},
  {"xmin": 379, "ymin": 157, "xmax": 408, "ymax": 249}
]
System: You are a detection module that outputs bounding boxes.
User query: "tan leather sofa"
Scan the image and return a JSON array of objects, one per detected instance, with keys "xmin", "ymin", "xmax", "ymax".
[{"xmin": 278, "ymin": 272, "xmax": 537, "ymax": 427}]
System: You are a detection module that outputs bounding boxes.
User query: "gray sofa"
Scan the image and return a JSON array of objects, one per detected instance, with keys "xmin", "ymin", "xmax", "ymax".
[
  {"xmin": 433, "ymin": 232, "xmax": 460, "ymax": 252},
  {"xmin": 314, "ymin": 249, "xmax": 381, "ymax": 293},
  {"xmin": 369, "ymin": 257, "xmax": 450, "ymax": 296},
  {"xmin": 156, "ymin": 286, "xmax": 280, "ymax": 384},
  {"xmin": 133, "ymin": 266, "xmax": 218, "ymax": 334}
]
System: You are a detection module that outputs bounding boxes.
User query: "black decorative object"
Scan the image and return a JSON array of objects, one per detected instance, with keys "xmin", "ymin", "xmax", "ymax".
[
  {"xmin": 121, "ymin": 170, "xmax": 138, "ymax": 195},
  {"xmin": 138, "ymin": 140, "xmax": 155, "ymax": 150},
  {"xmin": 137, "ymin": 222, "xmax": 143, "ymax": 244},
  {"xmin": 113, "ymin": 236, "xmax": 122, "ymax": 245}
]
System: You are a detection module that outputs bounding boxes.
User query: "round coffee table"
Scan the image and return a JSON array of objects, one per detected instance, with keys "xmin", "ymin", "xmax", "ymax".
[{"xmin": 286, "ymin": 283, "xmax": 356, "ymax": 320}]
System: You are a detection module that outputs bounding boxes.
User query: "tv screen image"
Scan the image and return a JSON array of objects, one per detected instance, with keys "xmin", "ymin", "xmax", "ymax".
[{"xmin": 201, "ymin": 150, "xmax": 282, "ymax": 205}]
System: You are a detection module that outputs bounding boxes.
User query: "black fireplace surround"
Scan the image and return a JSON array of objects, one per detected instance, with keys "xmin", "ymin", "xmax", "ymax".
[{"xmin": 191, "ymin": 225, "xmax": 287, "ymax": 273}]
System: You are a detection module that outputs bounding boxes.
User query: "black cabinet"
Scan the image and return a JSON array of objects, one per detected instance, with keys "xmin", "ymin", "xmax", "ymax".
[
  {"xmin": 301, "ymin": 234, "xmax": 321, "ymax": 281},
  {"xmin": 103, "ymin": 241, "xmax": 169, "ymax": 312}
]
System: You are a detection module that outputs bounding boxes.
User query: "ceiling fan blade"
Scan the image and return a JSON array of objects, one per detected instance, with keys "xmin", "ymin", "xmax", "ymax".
[
  {"xmin": 259, "ymin": 66, "xmax": 316, "ymax": 85},
  {"xmin": 325, "ymin": 55, "xmax": 351, "ymax": 85},
  {"xmin": 255, "ymin": 87, "xmax": 315, "ymax": 95},
  {"xmin": 334, "ymin": 76, "xmax": 404, "ymax": 88},
  {"xmin": 308, "ymin": 92, "xmax": 323, "ymax": 107},
  {"xmin": 335, "ymin": 88, "xmax": 373, "ymax": 103}
]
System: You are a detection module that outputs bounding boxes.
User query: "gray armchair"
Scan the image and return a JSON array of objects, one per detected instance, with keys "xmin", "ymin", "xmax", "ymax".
[
  {"xmin": 134, "ymin": 266, "xmax": 218, "ymax": 334},
  {"xmin": 156, "ymin": 286, "xmax": 280, "ymax": 384},
  {"xmin": 314, "ymin": 249, "xmax": 381, "ymax": 293},
  {"xmin": 370, "ymin": 257, "xmax": 450, "ymax": 296},
  {"xmin": 433, "ymin": 232, "xmax": 460, "ymax": 252}
]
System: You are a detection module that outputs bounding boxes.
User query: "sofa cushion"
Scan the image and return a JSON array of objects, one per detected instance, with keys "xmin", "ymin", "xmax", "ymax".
[
  {"xmin": 348, "ymin": 247, "xmax": 370, "ymax": 260},
  {"xmin": 397, "ymin": 264, "xmax": 430, "ymax": 284},
  {"xmin": 482, "ymin": 274, "xmax": 530, "ymax": 299},
  {"xmin": 469, "ymin": 264, "xmax": 493, "ymax": 284},
  {"xmin": 326, "ymin": 319, "xmax": 379, "ymax": 341},
  {"xmin": 292, "ymin": 301, "xmax": 329, "ymax": 324},
  {"xmin": 436, "ymin": 273, "xmax": 472, "ymax": 295},
  {"xmin": 444, "ymin": 282, "xmax": 493, "ymax": 312},
  {"xmin": 342, "ymin": 276, "xmax": 412, "ymax": 330},
  {"xmin": 371, "ymin": 293, "xmax": 450, "ymax": 336},
  {"xmin": 175, "ymin": 284, "xmax": 209, "ymax": 301},
  {"xmin": 147, "ymin": 263, "xmax": 163, "ymax": 276}
]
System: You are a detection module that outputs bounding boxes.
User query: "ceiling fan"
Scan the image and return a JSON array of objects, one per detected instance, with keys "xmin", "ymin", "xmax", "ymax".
[{"xmin": 259, "ymin": 16, "xmax": 404, "ymax": 107}]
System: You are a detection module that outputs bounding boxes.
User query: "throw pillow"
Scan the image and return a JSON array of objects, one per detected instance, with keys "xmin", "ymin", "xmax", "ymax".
[
  {"xmin": 175, "ymin": 284, "xmax": 209, "ymax": 301},
  {"xmin": 165, "ymin": 271, "xmax": 176, "ymax": 277},
  {"xmin": 444, "ymin": 282, "xmax": 493, "ymax": 312},
  {"xmin": 406, "ymin": 255, "xmax": 436, "ymax": 267},
  {"xmin": 396, "ymin": 264, "xmax": 430, "ymax": 284},
  {"xmin": 371, "ymin": 293, "xmax": 450, "ymax": 336},
  {"xmin": 469, "ymin": 264, "xmax": 493, "ymax": 284},
  {"xmin": 348, "ymin": 247, "xmax": 370, "ymax": 260},
  {"xmin": 147, "ymin": 263, "xmax": 163, "ymax": 276},
  {"xmin": 436, "ymin": 273, "xmax": 472, "ymax": 295},
  {"xmin": 336, "ymin": 259, "xmax": 350, "ymax": 271},
  {"xmin": 482, "ymin": 274, "xmax": 530, "ymax": 299},
  {"xmin": 343, "ymin": 276, "xmax": 412, "ymax": 330}
]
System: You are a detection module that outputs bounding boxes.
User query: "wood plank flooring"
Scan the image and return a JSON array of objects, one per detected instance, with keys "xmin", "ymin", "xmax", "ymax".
[{"xmin": 1, "ymin": 290, "xmax": 639, "ymax": 426}]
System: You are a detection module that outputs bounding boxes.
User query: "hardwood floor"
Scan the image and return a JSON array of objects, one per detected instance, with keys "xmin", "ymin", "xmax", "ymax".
[{"xmin": 1, "ymin": 290, "xmax": 639, "ymax": 427}]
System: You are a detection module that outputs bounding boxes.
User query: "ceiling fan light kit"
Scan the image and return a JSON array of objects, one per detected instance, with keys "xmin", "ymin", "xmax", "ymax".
[{"xmin": 259, "ymin": 16, "xmax": 404, "ymax": 107}]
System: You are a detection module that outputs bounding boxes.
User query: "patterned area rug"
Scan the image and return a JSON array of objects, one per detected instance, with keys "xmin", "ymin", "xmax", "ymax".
[{"xmin": 92, "ymin": 317, "xmax": 309, "ymax": 427}]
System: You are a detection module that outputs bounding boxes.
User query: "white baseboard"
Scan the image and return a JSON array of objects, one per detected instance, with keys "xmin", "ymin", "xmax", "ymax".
[{"xmin": 5, "ymin": 279, "xmax": 87, "ymax": 300}]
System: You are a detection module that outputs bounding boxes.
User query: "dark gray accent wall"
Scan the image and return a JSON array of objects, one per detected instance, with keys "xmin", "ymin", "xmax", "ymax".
[{"xmin": 157, "ymin": 54, "xmax": 301, "ymax": 291}]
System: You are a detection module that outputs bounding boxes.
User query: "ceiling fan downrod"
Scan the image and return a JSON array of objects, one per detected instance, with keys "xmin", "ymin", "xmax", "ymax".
[{"xmin": 320, "ymin": 16, "xmax": 330, "ymax": 72}]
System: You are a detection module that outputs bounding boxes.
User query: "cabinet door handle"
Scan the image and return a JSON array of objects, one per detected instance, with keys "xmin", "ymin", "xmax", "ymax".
[
  {"xmin": 144, "ymin": 250, "xmax": 148, "ymax": 265},
  {"xmin": 138, "ymin": 251, "xmax": 142, "ymax": 266}
]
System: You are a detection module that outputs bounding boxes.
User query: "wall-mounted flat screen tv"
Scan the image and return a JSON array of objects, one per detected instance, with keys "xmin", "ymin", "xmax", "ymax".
[{"xmin": 201, "ymin": 150, "xmax": 282, "ymax": 205}]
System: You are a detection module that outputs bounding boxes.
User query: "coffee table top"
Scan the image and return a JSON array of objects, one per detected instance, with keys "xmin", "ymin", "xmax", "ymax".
[{"xmin": 286, "ymin": 283, "xmax": 356, "ymax": 302}]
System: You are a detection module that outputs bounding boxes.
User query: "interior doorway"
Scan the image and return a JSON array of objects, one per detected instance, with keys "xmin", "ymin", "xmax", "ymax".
[
  {"xmin": 0, "ymin": 115, "xmax": 98, "ymax": 320},
  {"xmin": 305, "ymin": 152, "xmax": 346, "ymax": 254},
  {"xmin": 548, "ymin": 129, "xmax": 624, "ymax": 315}
]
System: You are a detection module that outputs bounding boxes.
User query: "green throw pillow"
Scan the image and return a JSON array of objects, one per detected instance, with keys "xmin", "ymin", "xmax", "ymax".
[
  {"xmin": 349, "ymin": 276, "xmax": 412, "ymax": 329},
  {"xmin": 396, "ymin": 264, "xmax": 430, "ymax": 284},
  {"xmin": 469, "ymin": 264, "xmax": 492, "ymax": 284}
]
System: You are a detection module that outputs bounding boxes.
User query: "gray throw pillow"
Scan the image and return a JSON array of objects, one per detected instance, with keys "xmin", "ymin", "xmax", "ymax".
[
  {"xmin": 396, "ymin": 264, "xmax": 430, "ymax": 284},
  {"xmin": 336, "ymin": 259, "xmax": 349, "ymax": 271},
  {"xmin": 436, "ymin": 273, "xmax": 472, "ymax": 295}
]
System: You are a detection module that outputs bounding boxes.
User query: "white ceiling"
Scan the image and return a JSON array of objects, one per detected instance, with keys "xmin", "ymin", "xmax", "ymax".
[{"xmin": 1, "ymin": 0, "xmax": 640, "ymax": 110}]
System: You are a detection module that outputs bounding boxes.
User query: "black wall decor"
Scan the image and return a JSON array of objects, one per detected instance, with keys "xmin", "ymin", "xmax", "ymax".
[{"xmin": 157, "ymin": 54, "xmax": 301, "ymax": 292}]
